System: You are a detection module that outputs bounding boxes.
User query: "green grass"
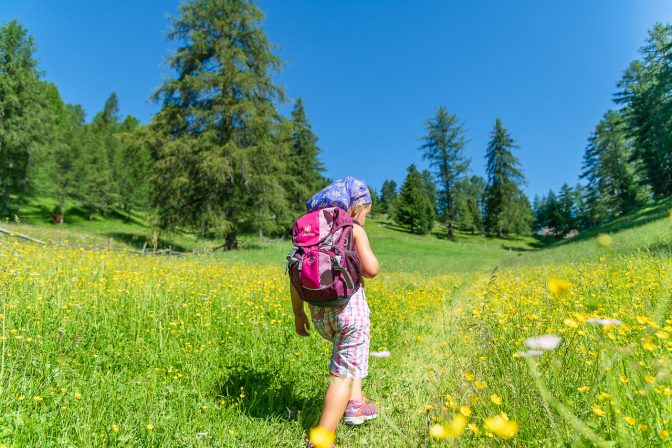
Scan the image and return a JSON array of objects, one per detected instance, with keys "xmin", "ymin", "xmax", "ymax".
[
  {"xmin": 506, "ymin": 197, "xmax": 672, "ymax": 268},
  {"xmin": 2, "ymin": 198, "xmax": 671, "ymax": 446},
  {"xmin": 3, "ymin": 197, "xmax": 215, "ymax": 252}
]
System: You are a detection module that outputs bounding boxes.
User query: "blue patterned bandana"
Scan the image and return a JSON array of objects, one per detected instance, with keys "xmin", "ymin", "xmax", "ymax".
[{"xmin": 306, "ymin": 176, "xmax": 372, "ymax": 212}]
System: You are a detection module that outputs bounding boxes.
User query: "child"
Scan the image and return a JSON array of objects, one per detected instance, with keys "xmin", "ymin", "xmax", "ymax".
[{"xmin": 290, "ymin": 177, "xmax": 380, "ymax": 446}]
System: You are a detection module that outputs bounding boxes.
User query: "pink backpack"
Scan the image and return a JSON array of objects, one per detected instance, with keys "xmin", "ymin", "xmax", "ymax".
[{"xmin": 286, "ymin": 207, "xmax": 362, "ymax": 306}]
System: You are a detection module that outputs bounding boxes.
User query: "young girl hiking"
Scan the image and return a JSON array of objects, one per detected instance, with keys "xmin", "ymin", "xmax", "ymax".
[{"xmin": 286, "ymin": 177, "xmax": 379, "ymax": 447}]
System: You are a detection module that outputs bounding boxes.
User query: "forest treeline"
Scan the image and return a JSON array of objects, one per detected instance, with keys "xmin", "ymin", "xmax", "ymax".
[
  {"xmin": 379, "ymin": 23, "xmax": 672, "ymax": 237},
  {"xmin": 1, "ymin": 0, "xmax": 671, "ymax": 244}
]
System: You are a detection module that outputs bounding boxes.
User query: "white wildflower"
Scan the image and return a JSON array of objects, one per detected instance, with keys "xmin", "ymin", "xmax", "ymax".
[
  {"xmin": 586, "ymin": 318, "xmax": 622, "ymax": 326},
  {"xmin": 370, "ymin": 350, "xmax": 391, "ymax": 358},
  {"xmin": 524, "ymin": 334, "xmax": 562, "ymax": 351}
]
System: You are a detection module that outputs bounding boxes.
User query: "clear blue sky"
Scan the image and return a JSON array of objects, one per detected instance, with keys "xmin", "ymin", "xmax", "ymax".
[{"xmin": 2, "ymin": 1, "xmax": 671, "ymax": 199}]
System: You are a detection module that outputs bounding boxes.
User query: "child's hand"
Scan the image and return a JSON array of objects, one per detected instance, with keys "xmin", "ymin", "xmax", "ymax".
[{"xmin": 294, "ymin": 312, "xmax": 310, "ymax": 337}]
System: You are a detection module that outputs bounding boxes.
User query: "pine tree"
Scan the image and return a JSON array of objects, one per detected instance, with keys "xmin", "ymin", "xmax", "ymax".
[
  {"xmin": 379, "ymin": 180, "xmax": 398, "ymax": 216},
  {"xmin": 420, "ymin": 169, "xmax": 437, "ymax": 213},
  {"xmin": 395, "ymin": 165, "xmax": 435, "ymax": 234},
  {"xmin": 151, "ymin": 0, "xmax": 290, "ymax": 245},
  {"xmin": 286, "ymin": 97, "xmax": 326, "ymax": 214},
  {"xmin": 0, "ymin": 20, "xmax": 42, "ymax": 217},
  {"xmin": 419, "ymin": 107, "xmax": 469, "ymax": 234},
  {"xmin": 616, "ymin": 23, "xmax": 672, "ymax": 199},
  {"xmin": 37, "ymin": 83, "xmax": 86, "ymax": 223},
  {"xmin": 484, "ymin": 118, "xmax": 532, "ymax": 236},
  {"xmin": 535, "ymin": 190, "xmax": 563, "ymax": 234},
  {"xmin": 116, "ymin": 116, "xmax": 152, "ymax": 221},
  {"xmin": 368, "ymin": 187, "xmax": 379, "ymax": 216},
  {"xmin": 573, "ymin": 183, "xmax": 589, "ymax": 230},
  {"xmin": 557, "ymin": 183, "xmax": 577, "ymax": 235},
  {"xmin": 74, "ymin": 94, "xmax": 119, "ymax": 219},
  {"xmin": 581, "ymin": 110, "xmax": 649, "ymax": 224},
  {"xmin": 532, "ymin": 194, "xmax": 543, "ymax": 232},
  {"xmin": 455, "ymin": 175, "xmax": 485, "ymax": 234}
]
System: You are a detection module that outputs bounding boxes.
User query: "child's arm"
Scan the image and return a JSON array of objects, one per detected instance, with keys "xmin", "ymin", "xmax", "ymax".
[
  {"xmin": 290, "ymin": 282, "xmax": 310, "ymax": 337},
  {"xmin": 353, "ymin": 224, "xmax": 379, "ymax": 278}
]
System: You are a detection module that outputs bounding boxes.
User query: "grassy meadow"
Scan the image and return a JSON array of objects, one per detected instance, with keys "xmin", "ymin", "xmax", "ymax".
[{"xmin": 0, "ymin": 201, "xmax": 671, "ymax": 446}]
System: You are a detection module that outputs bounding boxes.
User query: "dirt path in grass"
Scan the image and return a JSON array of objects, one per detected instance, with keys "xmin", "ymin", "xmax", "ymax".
[{"xmin": 334, "ymin": 275, "xmax": 476, "ymax": 448}]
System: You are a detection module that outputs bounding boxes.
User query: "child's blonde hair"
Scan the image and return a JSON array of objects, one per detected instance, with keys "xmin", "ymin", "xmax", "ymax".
[{"xmin": 348, "ymin": 202, "xmax": 371, "ymax": 217}]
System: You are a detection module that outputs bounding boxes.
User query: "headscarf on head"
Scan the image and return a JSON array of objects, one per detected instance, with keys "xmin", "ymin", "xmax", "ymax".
[{"xmin": 306, "ymin": 176, "xmax": 372, "ymax": 212}]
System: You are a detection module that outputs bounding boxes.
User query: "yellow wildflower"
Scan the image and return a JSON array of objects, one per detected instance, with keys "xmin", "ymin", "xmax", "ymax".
[
  {"xmin": 645, "ymin": 375, "xmax": 656, "ymax": 384},
  {"xmin": 490, "ymin": 393, "xmax": 503, "ymax": 405},
  {"xmin": 624, "ymin": 416, "xmax": 636, "ymax": 425},
  {"xmin": 484, "ymin": 414, "xmax": 519, "ymax": 438},
  {"xmin": 596, "ymin": 233, "xmax": 613, "ymax": 247},
  {"xmin": 548, "ymin": 278, "xmax": 572, "ymax": 295},
  {"xmin": 643, "ymin": 340, "xmax": 657, "ymax": 351},
  {"xmin": 309, "ymin": 426, "xmax": 335, "ymax": 448},
  {"xmin": 459, "ymin": 406, "xmax": 472, "ymax": 417},
  {"xmin": 464, "ymin": 372, "xmax": 475, "ymax": 382},
  {"xmin": 564, "ymin": 318, "xmax": 579, "ymax": 328},
  {"xmin": 592, "ymin": 405, "xmax": 606, "ymax": 417},
  {"xmin": 430, "ymin": 414, "xmax": 467, "ymax": 439}
]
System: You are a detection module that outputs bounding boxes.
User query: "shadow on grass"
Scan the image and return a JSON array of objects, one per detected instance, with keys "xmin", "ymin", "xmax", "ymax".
[
  {"xmin": 215, "ymin": 366, "xmax": 322, "ymax": 431},
  {"xmin": 378, "ymin": 221, "xmax": 415, "ymax": 235},
  {"xmin": 644, "ymin": 240, "xmax": 672, "ymax": 257},
  {"xmin": 104, "ymin": 232, "xmax": 188, "ymax": 252},
  {"xmin": 499, "ymin": 243, "xmax": 535, "ymax": 252}
]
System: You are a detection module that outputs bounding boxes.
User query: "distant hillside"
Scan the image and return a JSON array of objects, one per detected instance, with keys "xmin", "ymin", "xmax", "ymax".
[{"xmin": 507, "ymin": 197, "xmax": 672, "ymax": 267}]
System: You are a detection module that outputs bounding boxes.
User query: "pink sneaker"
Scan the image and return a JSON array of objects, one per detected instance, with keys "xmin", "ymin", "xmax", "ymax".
[{"xmin": 343, "ymin": 397, "xmax": 378, "ymax": 426}]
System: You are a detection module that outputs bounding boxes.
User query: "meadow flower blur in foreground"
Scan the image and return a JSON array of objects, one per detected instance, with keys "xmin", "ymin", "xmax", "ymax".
[
  {"xmin": 453, "ymin": 255, "xmax": 672, "ymax": 446},
  {"xmin": 309, "ymin": 426, "xmax": 335, "ymax": 448}
]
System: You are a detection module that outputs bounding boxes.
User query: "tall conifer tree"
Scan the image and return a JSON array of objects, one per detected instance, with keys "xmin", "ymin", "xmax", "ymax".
[
  {"xmin": 0, "ymin": 20, "xmax": 42, "ymax": 216},
  {"xmin": 395, "ymin": 165, "xmax": 435, "ymax": 234},
  {"xmin": 379, "ymin": 180, "xmax": 398, "ymax": 216},
  {"xmin": 419, "ymin": 107, "xmax": 469, "ymax": 233},
  {"xmin": 484, "ymin": 119, "xmax": 532, "ymax": 236},
  {"xmin": 151, "ymin": 0, "xmax": 290, "ymax": 245},
  {"xmin": 616, "ymin": 23, "xmax": 672, "ymax": 198},
  {"xmin": 286, "ymin": 97, "xmax": 325, "ymax": 213},
  {"xmin": 581, "ymin": 110, "xmax": 648, "ymax": 224},
  {"xmin": 455, "ymin": 175, "xmax": 485, "ymax": 234}
]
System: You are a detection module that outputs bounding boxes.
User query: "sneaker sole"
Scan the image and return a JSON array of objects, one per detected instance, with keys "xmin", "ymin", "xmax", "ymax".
[{"xmin": 343, "ymin": 414, "xmax": 378, "ymax": 426}]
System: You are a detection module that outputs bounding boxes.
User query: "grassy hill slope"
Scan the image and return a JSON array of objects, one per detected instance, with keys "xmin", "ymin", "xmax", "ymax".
[{"xmin": 507, "ymin": 197, "xmax": 672, "ymax": 268}]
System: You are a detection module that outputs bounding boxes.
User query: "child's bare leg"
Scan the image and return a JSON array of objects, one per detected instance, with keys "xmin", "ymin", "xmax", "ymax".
[
  {"xmin": 317, "ymin": 376, "xmax": 367, "ymax": 433},
  {"xmin": 317, "ymin": 376, "xmax": 352, "ymax": 432},
  {"xmin": 349, "ymin": 378, "xmax": 364, "ymax": 401}
]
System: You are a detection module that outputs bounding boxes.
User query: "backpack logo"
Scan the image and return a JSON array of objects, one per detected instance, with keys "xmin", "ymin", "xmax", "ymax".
[{"xmin": 300, "ymin": 224, "xmax": 316, "ymax": 238}]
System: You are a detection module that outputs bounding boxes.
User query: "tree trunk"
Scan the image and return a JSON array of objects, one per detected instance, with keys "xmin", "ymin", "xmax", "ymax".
[
  {"xmin": 447, "ymin": 221, "xmax": 455, "ymax": 240},
  {"xmin": 1, "ymin": 178, "xmax": 9, "ymax": 216},
  {"xmin": 225, "ymin": 231, "xmax": 238, "ymax": 250}
]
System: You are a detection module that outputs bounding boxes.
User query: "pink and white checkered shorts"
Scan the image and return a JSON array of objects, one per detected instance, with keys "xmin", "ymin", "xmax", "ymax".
[{"xmin": 308, "ymin": 287, "xmax": 371, "ymax": 379}]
